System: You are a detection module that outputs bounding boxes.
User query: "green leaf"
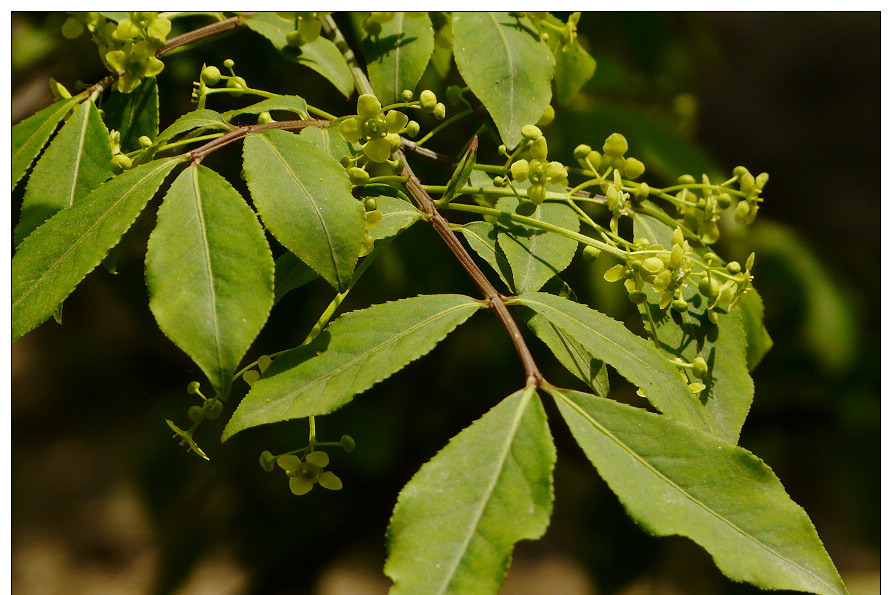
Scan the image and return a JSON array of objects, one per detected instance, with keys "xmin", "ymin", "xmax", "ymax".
[
  {"xmin": 751, "ymin": 220, "xmax": 855, "ymax": 375},
  {"xmin": 385, "ymin": 386, "xmax": 555, "ymax": 594},
  {"xmin": 496, "ymin": 195, "xmax": 579, "ymax": 294},
  {"xmin": 549, "ymin": 386, "xmax": 848, "ymax": 595},
  {"xmin": 274, "ymin": 252, "xmax": 318, "ymax": 305},
  {"xmin": 299, "ymin": 125, "xmax": 355, "ymax": 162},
  {"xmin": 456, "ymin": 221, "xmax": 514, "ymax": 291},
  {"xmin": 102, "ymin": 77, "xmax": 159, "ymax": 151},
  {"xmin": 146, "ymin": 164, "xmax": 274, "ymax": 396},
  {"xmin": 513, "ymin": 292, "xmax": 717, "ymax": 437},
  {"xmin": 738, "ymin": 286, "xmax": 773, "ymax": 371},
  {"xmin": 222, "ymin": 95, "xmax": 308, "ymax": 121},
  {"xmin": 440, "ymin": 136, "xmax": 478, "ymax": 204},
  {"xmin": 155, "ymin": 109, "xmax": 231, "ymax": 146},
  {"xmin": 453, "ymin": 12, "xmax": 554, "ymax": 149},
  {"xmin": 633, "ymin": 212, "xmax": 753, "ymax": 443},
  {"xmin": 245, "ymin": 13, "xmax": 354, "ymax": 97},
  {"xmin": 12, "ymin": 96, "xmax": 80, "ymax": 190},
  {"xmin": 12, "ymin": 158, "xmax": 180, "ymax": 342},
  {"xmin": 522, "ymin": 309, "xmax": 609, "ymax": 397},
  {"xmin": 15, "ymin": 100, "xmax": 113, "ymax": 245},
  {"xmin": 242, "ymin": 129, "xmax": 366, "ymax": 291},
  {"xmin": 362, "ymin": 12, "xmax": 435, "ymax": 105},
  {"xmin": 554, "ymin": 42, "xmax": 596, "ymax": 105},
  {"xmin": 222, "ymin": 294, "xmax": 483, "ymax": 440},
  {"xmin": 366, "ymin": 195, "xmax": 423, "ymax": 242}
]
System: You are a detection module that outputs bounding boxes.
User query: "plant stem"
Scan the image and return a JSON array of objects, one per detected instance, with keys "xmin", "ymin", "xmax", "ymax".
[
  {"xmin": 157, "ymin": 13, "xmax": 254, "ymax": 57},
  {"xmin": 188, "ymin": 119, "xmax": 329, "ymax": 162},
  {"xmin": 398, "ymin": 152, "xmax": 542, "ymax": 385},
  {"xmin": 415, "ymin": 108, "xmax": 474, "ymax": 146}
]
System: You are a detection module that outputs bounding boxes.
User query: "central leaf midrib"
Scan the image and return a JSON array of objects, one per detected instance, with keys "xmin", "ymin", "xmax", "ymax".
[
  {"xmin": 255, "ymin": 133, "xmax": 342, "ymax": 287},
  {"xmin": 65, "ymin": 103, "xmax": 91, "ymax": 208},
  {"xmin": 251, "ymin": 301, "xmax": 480, "ymax": 418},
  {"xmin": 13, "ymin": 159, "xmax": 174, "ymax": 310},
  {"xmin": 560, "ymin": 394, "xmax": 839, "ymax": 593},
  {"xmin": 488, "ymin": 12, "xmax": 515, "ymax": 134},
  {"xmin": 519, "ymin": 296, "xmax": 714, "ymax": 434},
  {"xmin": 188, "ymin": 166, "xmax": 226, "ymax": 383},
  {"xmin": 433, "ymin": 388, "xmax": 533, "ymax": 595}
]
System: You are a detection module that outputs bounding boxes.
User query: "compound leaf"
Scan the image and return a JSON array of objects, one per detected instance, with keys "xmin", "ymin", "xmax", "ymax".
[
  {"xmin": 12, "ymin": 96, "xmax": 80, "ymax": 190},
  {"xmin": 363, "ymin": 12, "xmax": 435, "ymax": 105},
  {"xmin": 12, "ymin": 157, "xmax": 180, "ymax": 342},
  {"xmin": 453, "ymin": 12, "xmax": 554, "ymax": 149},
  {"xmin": 385, "ymin": 387, "xmax": 555, "ymax": 594},
  {"xmin": 550, "ymin": 386, "xmax": 848, "ymax": 595},
  {"xmin": 223, "ymin": 294, "xmax": 484, "ymax": 440},
  {"xmin": 633, "ymin": 212, "xmax": 753, "ymax": 443},
  {"xmin": 496, "ymin": 195, "xmax": 579, "ymax": 294},
  {"xmin": 15, "ymin": 99, "xmax": 113, "ymax": 245},
  {"xmin": 242, "ymin": 129, "xmax": 365, "ymax": 292},
  {"xmin": 146, "ymin": 164, "xmax": 274, "ymax": 396},
  {"xmin": 513, "ymin": 292, "xmax": 717, "ymax": 437}
]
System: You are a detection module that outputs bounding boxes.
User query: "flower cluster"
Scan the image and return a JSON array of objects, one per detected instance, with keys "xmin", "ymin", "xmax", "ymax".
[
  {"xmin": 63, "ymin": 12, "xmax": 171, "ymax": 93},
  {"xmin": 509, "ymin": 129, "xmax": 568, "ymax": 205},
  {"xmin": 259, "ymin": 435, "xmax": 355, "ymax": 496},
  {"xmin": 338, "ymin": 94, "xmax": 413, "ymax": 164}
]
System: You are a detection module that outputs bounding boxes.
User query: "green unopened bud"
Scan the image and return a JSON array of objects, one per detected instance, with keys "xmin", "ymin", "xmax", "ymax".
[
  {"xmin": 363, "ymin": 197, "xmax": 377, "ymax": 212},
  {"xmin": 624, "ymin": 157, "xmax": 645, "ymax": 180},
  {"xmin": 340, "ymin": 435, "xmax": 356, "ymax": 452},
  {"xmin": 257, "ymin": 111, "xmax": 274, "ymax": 125},
  {"xmin": 692, "ymin": 356, "xmax": 708, "ymax": 379},
  {"xmin": 602, "ymin": 132, "xmax": 628, "ymax": 156},
  {"xmin": 201, "ymin": 65, "xmax": 221, "ymax": 85},
  {"xmin": 110, "ymin": 154, "xmax": 132, "ymax": 173},
  {"xmin": 404, "ymin": 120, "xmax": 420, "ymax": 138},
  {"xmin": 604, "ymin": 264, "xmax": 626, "ymax": 282},
  {"xmin": 206, "ymin": 399, "xmax": 223, "ymax": 420},
  {"xmin": 573, "ymin": 144, "xmax": 592, "ymax": 161},
  {"xmin": 726, "ymin": 261, "xmax": 741, "ymax": 274},
  {"xmin": 698, "ymin": 277, "xmax": 716, "ymax": 297},
  {"xmin": 677, "ymin": 174, "xmax": 696, "ymax": 185},
  {"xmin": 671, "ymin": 227, "xmax": 685, "ymax": 247},
  {"xmin": 530, "ymin": 137, "xmax": 548, "ymax": 160},
  {"xmin": 347, "ymin": 167, "xmax": 370, "ymax": 186},
  {"xmin": 187, "ymin": 381, "xmax": 201, "ymax": 394},
  {"xmin": 717, "ymin": 192, "xmax": 732, "ymax": 209},
  {"xmin": 733, "ymin": 165, "xmax": 749, "ymax": 179},
  {"xmin": 510, "ymin": 159, "xmax": 530, "ymax": 182},
  {"xmin": 537, "ymin": 104, "xmax": 555, "ymax": 127},
  {"xmin": 671, "ymin": 299, "xmax": 689, "ymax": 312},
  {"xmin": 628, "ymin": 290, "xmax": 647, "ymax": 304},
  {"xmin": 755, "ymin": 172, "xmax": 769, "ymax": 189},
  {"xmin": 746, "ymin": 252, "xmax": 755, "ymax": 270},
  {"xmin": 419, "ymin": 89, "xmax": 437, "ymax": 111},
  {"xmin": 138, "ymin": 135, "xmax": 153, "ymax": 148},
  {"xmin": 259, "ymin": 450, "xmax": 277, "ymax": 472},
  {"xmin": 187, "ymin": 405, "xmax": 205, "ymax": 422},
  {"xmin": 734, "ymin": 200, "xmax": 751, "ymax": 224},
  {"xmin": 527, "ymin": 184, "xmax": 547, "ymax": 205},
  {"xmin": 223, "ymin": 58, "xmax": 235, "ymax": 69},
  {"xmin": 641, "ymin": 257, "xmax": 664, "ymax": 274},
  {"xmin": 362, "ymin": 16, "xmax": 382, "ymax": 36},
  {"xmin": 739, "ymin": 172, "xmax": 755, "ymax": 194},
  {"xmin": 582, "ymin": 245, "xmax": 601, "ymax": 262},
  {"xmin": 432, "ymin": 102, "xmax": 446, "ymax": 120},
  {"xmin": 62, "ymin": 17, "xmax": 85, "ymax": 39},
  {"xmin": 670, "ymin": 244, "xmax": 684, "ymax": 269},
  {"xmin": 226, "ymin": 76, "xmax": 247, "ymax": 97},
  {"xmin": 521, "ymin": 124, "xmax": 542, "ymax": 140}
]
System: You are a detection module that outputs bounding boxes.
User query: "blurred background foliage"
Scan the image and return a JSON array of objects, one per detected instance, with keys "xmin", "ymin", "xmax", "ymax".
[{"xmin": 11, "ymin": 12, "xmax": 879, "ymax": 595}]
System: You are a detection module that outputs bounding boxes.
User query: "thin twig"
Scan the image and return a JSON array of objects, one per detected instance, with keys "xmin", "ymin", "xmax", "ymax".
[
  {"xmin": 156, "ymin": 13, "xmax": 255, "ymax": 57},
  {"xmin": 188, "ymin": 119, "xmax": 329, "ymax": 162}
]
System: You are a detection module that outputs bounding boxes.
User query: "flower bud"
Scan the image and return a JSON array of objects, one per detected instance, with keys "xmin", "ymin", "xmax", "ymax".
[
  {"xmin": 624, "ymin": 157, "xmax": 645, "ymax": 180},
  {"xmin": 138, "ymin": 135, "xmax": 153, "ymax": 148},
  {"xmin": 734, "ymin": 200, "xmax": 751, "ymax": 224},
  {"xmin": 692, "ymin": 356, "xmax": 708, "ymax": 379},
  {"xmin": 187, "ymin": 405, "xmax": 205, "ymax": 422},
  {"xmin": 746, "ymin": 252, "xmax": 755, "ymax": 270},
  {"xmin": 641, "ymin": 257, "xmax": 664, "ymax": 274},
  {"xmin": 602, "ymin": 132, "xmax": 628, "ymax": 156},
  {"xmin": 340, "ymin": 435, "xmax": 356, "ymax": 452},
  {"xmin": 739, "ymin": 172, "xmax": 755, "ymax": 194},
  {"xmin": 582, "ymin": 245, "xmax": 601, "ymax": 262},
  {"xmin": 573, "ymin": 144, "xmax": 592, "ymax": 161},
  {"xmin": 419, "ymin": 89, "xmax": 437, "ymax": 111},
  {"xmin": 187, "ymin": 381, "xmax": 201, "ymax": 394},
  {"xmin": 755, "ymin": 172, "xmax": 769, "ymax": 189},
  {"xmin": 733, "ymin": 165, "xmax": 749, "ymax": 179},
  {"xmin": 527, "ymin": 184, "xmax": 546, "ymax": 205},
  {"xmin": 259, "ymin": 450, "xmax": 277, "ymax": 472},
  {"xmin": 717, "ymin": 192, "xmax": 732, "ymax": 209},
  {"xmin": 206, "ymin": 400, "xmax": 223, "ymax": 420},
  {"xmin": 257, "ymin": 111, "xmax": 274, "ymax": 125},
  {"xmin": 677, "ymin": 174, "xmax": 696, "ymax": 185},
  {"xmin": 726, "ymin": 261, "xmax": 741, "ymax": 274},
  {"xmin": 521, "ymin": 124, "xmax": 542, "ymax": 140},
  {"xmin": 363, "ymin": 197, "xmax": 377, "ymax": 212},
  {"xmin": 628, "ymin": 290, "xmax": 647, "ymax": 304},
  {"xmin": 226, "ymin": 76, "xmax": 247, "ymax": 97},
  {"xmin": 604, "ymin": 264, "xmax": 626, "ymax": 282},
  {"xmin": 347, "ymin": 167, "xmax": 370, "ymax": 186},
  {"xmin": 201, "ymin": 65, "xmax": 221, "ymax": 85},
  {"xmin": 530, "ymin": 137, "xmax": 548, "ymax": 160},
  {"xmin": 537, "ymin": 104, "xmax": 555, "ymax": 127},
  {"xmin": 223, "ymin": 58, "xmax": 235, "ymax": 69},
  {"xmin": 110, "ymin": 154, "xmax": 132, "ymax": 173},
  {"xmin": 671, "ymin": 299, "xmax": 689, "ymax": 312},
  {"xmin": 510, "ymin": 159, "xmax": 530, "ymax": 182}
]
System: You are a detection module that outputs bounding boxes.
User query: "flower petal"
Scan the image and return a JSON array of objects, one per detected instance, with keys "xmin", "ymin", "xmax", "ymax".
[
  {"xmin": 337, "ymin": 117, "xmax": 362, "ymax": 143},
  {"xmin": 318, "ymin": 471, "xmax": 343, "ymax": 490},
  {"xmin": 305, "ymin": 450, "xmax": 329, "ymax": 467},
  {"xmin": 385, "ymin": 110, "xmax": 409, "ymax": 134},
  {"xmin": 277, "ymin": 454, "xmax": 301, "ymax": 472},
  {"xmin": 363, "ymin": 137, "xmax": 393, "ymax": 163},
  {"xmin": 289, "ymin": 476, "xmax": 314, "ymax": 495}
]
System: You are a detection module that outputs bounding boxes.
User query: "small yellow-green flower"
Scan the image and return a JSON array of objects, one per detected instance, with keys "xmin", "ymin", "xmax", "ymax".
[
  {"xmin": 277, "ymin": 450, "xmax": 343, "ymax": 495},
  {"xmin": 106, "ymin": 40, "xmax": 164, "ymax": 93},
  {"xmin": 337, "ymin": 94, "xmax": 409, "ymax": 164},
  {"xmin": 508, "ymin": 137, "xmax": 569, "ymax": 205}
]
